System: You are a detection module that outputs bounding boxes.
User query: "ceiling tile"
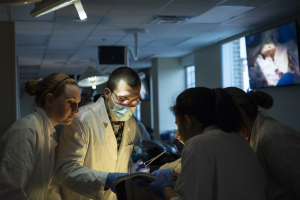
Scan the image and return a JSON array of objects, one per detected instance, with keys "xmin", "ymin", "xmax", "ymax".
[
  {"xmin": 16, "ymin": 29, "xmax": 52, "ymax": 35},
  {"xmin": 168, "ymin": 23, "xmax": 220, "ymax": 37},
  {"xmin": 48, "ymin": 41, "xmax": 82, "ymax": 48},
  {"xmin": 83, "ymin": 36, "xmax": 122, "ymax": 46},
  {"xmin": 219, "ymin": 0, "xmax": 273, "ymax": 6},
  {"xmin": 170, "ymin": 0, "xmax": 223, "ymax": 6},
  {"xmin": 54, "ymin": 22, "xmax": 98, "ymax": 30},
  {"xmin": 188, "ymin": 6, "xmax": 255, "ymax": 24},
  {"xmin": 102, "ymin": 14, "xmax": 151, "ymax": 24},
  {"xmin": 19, "ymin": 57, "xmax": 43, "ymax": 65},
  {"xmin": 90, "ymin": 30, "xmax": 127, "ymax": 37},
  {"xmin": 156, "ymin": 5, "xmax": 212, "ymax": 16},
  {"xmin": 114, "ymin": 0, "xmax": 171, "ymax": 5},
  {"xmin": 147, "ymin": 37, "xmax": 191, "ymax": 46},
  {"xmin": 16, "ymin": 35, "xmax": 49, "ymax": 46},
  {"xmin": 15, "ymin": 22, "xmax": 54, "ymax": 30},
  {"xmin": 109, "ymin": 4, "xmax": 161, "ymax": 15},
  {"xmin": 269, "ymin": 0, "xmax": 300, "ymax": 6},
  {"xmin": 95, "ymin": 23, "xmax": 138, "ymax": 31},
  {"xmin": 52, "ymin": 29, "xmax": 92, "ymax": 36},
  {"xmin": 49, "ymin": 35, "xmax": 87, "ymax": 42}
]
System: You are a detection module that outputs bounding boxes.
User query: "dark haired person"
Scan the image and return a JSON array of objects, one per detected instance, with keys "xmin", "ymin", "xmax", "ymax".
[
  {"xmin": 0, "ymin": 73, "xmax": 80, "ymax": 199},
  {"xmin": 225, "ymin": 87, "xmax": 300, "ymax": 200},
  {"xmin": 54, "ymin": 67, "xmax": 146, "ymax": 200},
  {"xmin": 149, "ymin": 87, "xmax": 266, "ymax": 200}
]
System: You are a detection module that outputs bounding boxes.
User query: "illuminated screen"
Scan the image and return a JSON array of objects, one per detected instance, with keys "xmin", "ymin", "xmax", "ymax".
[
  {"xmin": 140, "ymin": 79, "xmax": 150, "ymax": 100},
  {"xmin": 246, "ymin": 21, "xmax": 300, "ymax": 89}
]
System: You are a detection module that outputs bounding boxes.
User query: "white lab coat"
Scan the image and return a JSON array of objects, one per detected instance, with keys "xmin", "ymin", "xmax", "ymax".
[
  {"xmin": 171, "ymin": 125, "xmax": 266, "ymax": 200},
  {"xmin": 0, "ymin": 107, "xmax": 57, "ymax": 200},
  {"xmin": 251, "ymin": 112, "xmax": 300, "ymax": 200},
  {"xmin": 54, "ymin": 97, "xmax": 136, "ymax": 200}
]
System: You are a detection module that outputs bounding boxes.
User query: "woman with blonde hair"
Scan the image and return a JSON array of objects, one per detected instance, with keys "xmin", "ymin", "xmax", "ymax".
[{"xmin": 0, "ymin": 73, "xmax": 81, "ymax": 200}]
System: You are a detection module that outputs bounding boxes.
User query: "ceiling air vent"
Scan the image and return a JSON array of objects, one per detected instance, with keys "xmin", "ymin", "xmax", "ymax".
[{"xmin": 150, "ymin": 16, "xmax": 191, "ymax": 24}]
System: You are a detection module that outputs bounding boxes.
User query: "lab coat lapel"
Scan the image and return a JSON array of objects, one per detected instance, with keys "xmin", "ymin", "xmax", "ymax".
[
  {"xmin": 105, "ymin": 121, "xmax": 118, "ymax": 155},
  {"xmin": 117, "ymin": 121, "xmax": 130, "ymax": 158}
]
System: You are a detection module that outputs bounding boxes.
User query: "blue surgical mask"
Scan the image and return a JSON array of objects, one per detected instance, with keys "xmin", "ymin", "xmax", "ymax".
[{"xmin": 108, "ymin": 93, "xmax": 136, "ymax": 121}]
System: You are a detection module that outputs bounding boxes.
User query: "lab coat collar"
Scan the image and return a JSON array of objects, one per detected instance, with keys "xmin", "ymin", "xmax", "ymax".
[
  {"xmin": 250, "ymin": 112, "xmax": 265, "ymax": 153},
  {"xmin": 34, "ymin": 106, "xmax": 56, "ymax": 137},
  {"xmin": 203, "ymin": 125, "xmax": 220, "ymax": 134},
  {"xmin": 95, "ymin": 96, "xmax": 110, "ymax": 125}
]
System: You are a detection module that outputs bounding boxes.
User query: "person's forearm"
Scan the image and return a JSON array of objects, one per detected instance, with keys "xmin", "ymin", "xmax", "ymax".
[{"xmin": 163, "ymin": 186, "xmax": 179, "ymax": 200}]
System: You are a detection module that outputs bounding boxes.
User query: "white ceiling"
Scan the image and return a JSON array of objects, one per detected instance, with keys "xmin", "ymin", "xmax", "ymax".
[{"xmin": 0, "ymin": 0, "xmax": 300, "ymax": 79}]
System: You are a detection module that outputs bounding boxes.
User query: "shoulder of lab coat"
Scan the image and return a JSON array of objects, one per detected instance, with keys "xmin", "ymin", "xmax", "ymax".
[
  {"xmin": 252, "ymin": 112, "xmax": 300, "ymax": 198},
  {"xmin": 0, "ymin": 107, "xmax": 56, "ymax": 200},
  {"xmin": 172, "ymin": 126, "xmax": 266, "ymax": 200},
  {"xmin": 55, "ymin": 98, "xmax": 109, "ymax": 199}
]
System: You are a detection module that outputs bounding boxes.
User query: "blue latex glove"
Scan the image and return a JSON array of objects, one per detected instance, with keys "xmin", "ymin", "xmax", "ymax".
[
  {"xmin": 150, "ymin": 173, "xmax": 174, "ymax": 199},
  {"xmin": 151, "ymin": 169, "xmax": 174, "ymax": 177},
  {"xmin": 130, "ymin": 159, "xmax": 150, "ymax": 174},
  {"xmin": 106, "ymin": 173, "xmax": 128, "ymax": 193}
]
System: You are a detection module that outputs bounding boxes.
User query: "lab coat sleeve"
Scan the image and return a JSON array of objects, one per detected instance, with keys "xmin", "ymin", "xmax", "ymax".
[
  {"xmin": 171, "ymin": 140, "xmax": 214, "ymax": 200},
  {"xmin": 268, "ymin": 144, "xmax": 300, "ymax": 198},
  {"xmin": 0, "ymin": 128, "xmax": 36, "ymax": 200},
  {"xmin": 54, "ymin": 118, "xmax": 109, "ymax": 200},
  {"xmin": 47, "ymin": 177, "xmax": 62, "ymax": 200}
]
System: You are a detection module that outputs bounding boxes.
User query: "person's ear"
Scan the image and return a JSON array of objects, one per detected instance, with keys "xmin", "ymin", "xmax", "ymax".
[
  {"xmin": 45, "ymin": 93, "xmax": 54, "ymax": 107},
  {"xmin": 104, "ymin": 88, "xmax": 110, "ymax": 99},
  {"xmin": 184, "ymin": 114, "xmax": 193, "ymax": 129}
]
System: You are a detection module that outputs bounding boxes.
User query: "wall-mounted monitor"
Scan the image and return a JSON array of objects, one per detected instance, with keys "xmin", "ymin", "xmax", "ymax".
[
  {"xmin": 98, "ymin": 46, "xmax": 125, "ymax": 65},
  {"xmin": 245, "ymin": 21, "xmax": 300, "ymax": 89}
]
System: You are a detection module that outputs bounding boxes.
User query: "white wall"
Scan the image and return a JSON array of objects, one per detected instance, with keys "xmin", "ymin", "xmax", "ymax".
[
  {"xmin": 151, "ymin": 57, "xmax": 185, "ymax": 140},
  {"xmin": 194, "ymin": 44, "xmax": 223, "ymax": 88}
]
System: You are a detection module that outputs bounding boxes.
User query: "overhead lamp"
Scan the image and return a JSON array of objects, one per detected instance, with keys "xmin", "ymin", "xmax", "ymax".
[
  {"xmin": 78, "ymin": 66, "xmax": 108, "ymax": 89},
  {"xmin": 0, "ymin": 0, "xmax": 38, "ymax": 5},
  {"xmin": 31, "ymin": 0, "xmax": 87, "ymax": 20}
]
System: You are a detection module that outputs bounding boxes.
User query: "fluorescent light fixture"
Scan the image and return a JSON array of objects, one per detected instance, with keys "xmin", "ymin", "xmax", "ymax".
[
  {"xmin": 31, "ymin": 0, "xmax": 87, "ymax": 21},
  {"xmin": 74, "ymin": 1, "xmax": 87, "ymax": 20},
  {"xmin": 78, "ymin": 66, "xmax": 108, "ymax": 89}
]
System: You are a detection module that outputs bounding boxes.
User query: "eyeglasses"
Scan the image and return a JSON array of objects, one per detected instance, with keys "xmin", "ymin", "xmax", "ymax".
[{"xmin": 111, "ymin": 90, "xmax": 141, "ymax": 106}]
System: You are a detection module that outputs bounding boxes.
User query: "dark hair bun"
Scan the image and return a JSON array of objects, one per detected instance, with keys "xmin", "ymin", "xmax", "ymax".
[
  {"xmin": 248, "ymin": 90, "xmax": 274, "ymax": 109},
  {"xmin": 25, "ymin": 80, "xmax": 39, "ymax": 95}
]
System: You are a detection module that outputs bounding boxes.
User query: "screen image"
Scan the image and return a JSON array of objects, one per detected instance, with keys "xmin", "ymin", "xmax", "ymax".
[
  {"xmin": 246, "ymin": 21, "xmax": 300, "ymax": 89},
  {"xmin": 140, "ymin": 79, "xmax": 150, "ymax": 100}
]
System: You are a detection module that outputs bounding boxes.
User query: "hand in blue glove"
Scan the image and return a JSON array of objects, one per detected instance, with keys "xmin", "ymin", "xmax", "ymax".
[
  {"xmin": 150, "ymin": 173, "xmax": 174, "ymax": 199},
  {"xmin": 106, "ymin": 173, "xmax": 128, "ymax": 193},
  {"xmin": 130, "ymin": 159, "xmax": 150, "ymax": 174},
  {"xmin": 151, "ymin": 169, "xmax": 174, "ymax": 177}
]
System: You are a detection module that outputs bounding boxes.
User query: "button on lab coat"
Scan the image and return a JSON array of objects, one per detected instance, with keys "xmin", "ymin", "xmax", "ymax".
[
  {"xmin": 0, "ymin": 107, "xmax": 57, "ymax": 200},
  {"xmin": 251, "ymin": 112, "xmax": 300, "ymax": 200},
  {"xmin": 54, "ymin": 97, "xmax": 136, "ymax": 200},
  {"xmin": 171, "ymin": 125, "xmax": 266, "ymax": 200}
]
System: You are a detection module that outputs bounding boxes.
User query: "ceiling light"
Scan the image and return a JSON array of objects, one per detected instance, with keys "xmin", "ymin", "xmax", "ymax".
[
  {"xmin": 0, "ymin": 0, "xmax": 38, "ymax": 6},
  {"xmin": 78, "ymin": 66, "xmax": 108, "ymax": 89},
  {"xmin": 31, "ymin": 0, "xmax": 87, "ymax": 20}
]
